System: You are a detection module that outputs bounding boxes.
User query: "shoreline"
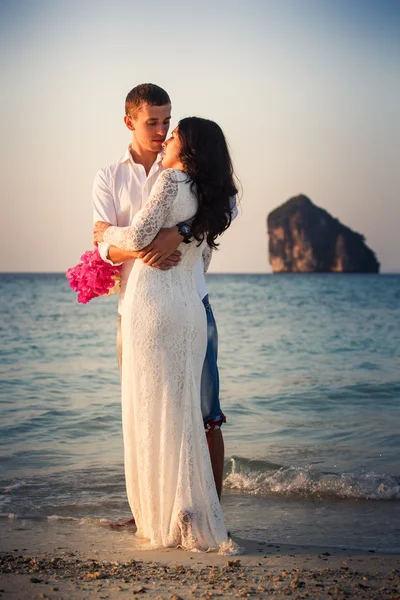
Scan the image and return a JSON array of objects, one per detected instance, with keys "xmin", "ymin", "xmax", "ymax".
[{"xmin": 1, "ymin": 520, "xmax": 399, "ymax": 599}]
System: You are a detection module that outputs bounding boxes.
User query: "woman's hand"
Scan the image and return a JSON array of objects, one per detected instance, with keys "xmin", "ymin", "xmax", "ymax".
[{"xmin": 93, "ymin": 221, "xmax": 112, "ymax": 245}]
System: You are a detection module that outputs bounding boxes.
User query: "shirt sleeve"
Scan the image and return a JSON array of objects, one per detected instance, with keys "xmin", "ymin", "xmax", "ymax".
[
  {"xmin": 230, "ymin": 195, "xmax": 239, "ymax": 221},
  {"xmin": 104, "ymin": 169, "xmax": 179, "ymax": 251},
  {"xmin": 200, "ymin": 196, "xmax": 236, "ymax": 274},
  {"xmin": 92, "ymin": 169, "xmax": 122, "ymax": 265},
  {"xmin": 202, "ymin": 244, "xmax": 212, "ymax": 273}
]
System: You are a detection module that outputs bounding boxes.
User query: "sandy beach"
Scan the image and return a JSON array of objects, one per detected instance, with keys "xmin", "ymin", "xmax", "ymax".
[{"xmin": 1, "ymin": 519, "xmax": 399, "ymax": 599}]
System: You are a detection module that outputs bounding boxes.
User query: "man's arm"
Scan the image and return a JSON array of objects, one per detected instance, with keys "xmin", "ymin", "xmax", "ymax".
[
  {"xmin": 92, "ymin": 169, "xmax": 124, "ymax": 265},
  {"xmin": 108, "ymin": 242, "xmax": 182, "ymax": 269},
  {"xmin": 93, "ymin": 169, "xmax": 184, "ymax": 268},
  {"xmin": 107, "ymin": 245, "xmax": 145, "ymax": 263},
  {"xmin": 100, "ymin": 171, "xmax": 184, "ymax": 256},
  {"xmin": 230, "ymin": 195, "xmax": 239, "ymax": 221},
  {"xmin": 95, "ymin": 227, "xmax": 184, "ymax": 268},
  {"xmin": 92, "ymin": 169, "xmax": 160, "ymax": 264},
  {"xmin": 202, "ymin": 244, "xmax": 212, "ymax": 273},
  {"xmin": 198, "ymin": 197, "xmax": 237, "ymax": 274},
  {"xmin": 138, "ymin": 227, "xmax": 184, "ymax": 267}
]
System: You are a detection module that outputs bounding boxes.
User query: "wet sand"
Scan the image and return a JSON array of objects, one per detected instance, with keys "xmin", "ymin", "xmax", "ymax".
[{"xmin": 1, "ymin": 519, "xmax": 399, "ymax": 599}]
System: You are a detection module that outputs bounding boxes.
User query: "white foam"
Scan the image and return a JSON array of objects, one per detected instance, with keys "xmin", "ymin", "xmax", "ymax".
[
  {"xmin": 3, "ymin": 481, "xmax": 26, "ymax": 493},
  {"xmin": 47, "ymin": 515, "xmax": 80, "ymax": 521},
  {"xmin": 224, "ymin": 461, "xmax": 400, "ymax": 500}
]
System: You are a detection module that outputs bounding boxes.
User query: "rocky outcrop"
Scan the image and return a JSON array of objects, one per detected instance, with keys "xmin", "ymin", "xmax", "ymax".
[{"xmin": 267, "ymin": 195, "xmax": 380, "ymax": 273}]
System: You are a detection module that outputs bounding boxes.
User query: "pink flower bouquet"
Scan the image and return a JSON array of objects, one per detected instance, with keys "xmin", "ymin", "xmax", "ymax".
[{"xmin": 66, "ymin": 248, "xmax": 121, "ymax": 304}]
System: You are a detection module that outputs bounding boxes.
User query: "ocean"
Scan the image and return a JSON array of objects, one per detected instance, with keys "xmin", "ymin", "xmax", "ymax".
[{"xmin": 1, "ymin": 273, "xmax": 400, "ymax": 552}]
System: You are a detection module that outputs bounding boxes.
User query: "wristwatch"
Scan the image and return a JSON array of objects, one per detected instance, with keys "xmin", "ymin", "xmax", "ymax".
[{"xmin": 177, "ymin": 222, "xmax": 192, "ymax": 244}]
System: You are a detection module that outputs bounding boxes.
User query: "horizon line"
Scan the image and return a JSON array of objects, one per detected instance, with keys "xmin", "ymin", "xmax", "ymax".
[{"xmin": 1, "ymin": 271, "xmax": 399, "ymax": 276}]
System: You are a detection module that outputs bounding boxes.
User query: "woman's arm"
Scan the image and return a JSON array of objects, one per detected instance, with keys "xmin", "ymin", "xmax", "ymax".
[{"xmin": 103, "ymin": 170, "xmax": 179, "ymax": 251}]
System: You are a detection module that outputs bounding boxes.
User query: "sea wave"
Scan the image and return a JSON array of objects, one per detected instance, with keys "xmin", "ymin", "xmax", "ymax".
[
  {"xmin": 3, "ymin": 481, "xmax": 26, "ymax": 493},
  {"xmin": 224, "ymin": 457, "xmax": 400, "ymax": 500}
]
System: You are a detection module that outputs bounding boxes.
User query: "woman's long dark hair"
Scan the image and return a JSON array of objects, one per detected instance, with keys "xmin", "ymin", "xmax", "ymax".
[{"xmin": 177, "ymin": 117, "xmax": 238, "ymax": 249}]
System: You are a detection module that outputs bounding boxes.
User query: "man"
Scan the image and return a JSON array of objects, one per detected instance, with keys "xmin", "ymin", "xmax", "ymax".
[{"xmin": 92, "ymin": 83, "xmax": 232, "ymax": 522}]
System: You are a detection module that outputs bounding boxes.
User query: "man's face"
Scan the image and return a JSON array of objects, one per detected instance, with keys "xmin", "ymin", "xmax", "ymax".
[{"xmin": 125, "ymin": 103, "xmax": 171, "ymax": 153}]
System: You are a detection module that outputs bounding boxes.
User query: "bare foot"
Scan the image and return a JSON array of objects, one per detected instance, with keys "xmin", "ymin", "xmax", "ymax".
[{"xmin": 108, "ymin": 517, "xmax": 136, "ymax": 529}]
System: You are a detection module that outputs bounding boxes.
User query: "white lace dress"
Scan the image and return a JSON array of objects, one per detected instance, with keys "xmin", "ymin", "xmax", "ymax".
[{"xmin": 104, "ymin": 168, "xmax": 240, "ymax": 554}]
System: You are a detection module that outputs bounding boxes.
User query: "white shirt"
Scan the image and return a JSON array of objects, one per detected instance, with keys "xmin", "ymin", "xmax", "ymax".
[{"xmin": 92, "ymin": 147, "xmax": 209, "ymax": 312}]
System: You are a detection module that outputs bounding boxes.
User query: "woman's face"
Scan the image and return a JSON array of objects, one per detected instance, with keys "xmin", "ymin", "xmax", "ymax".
[{"xmin": 162, "ymin": 127, "xmax": 183, "ymax": 169}]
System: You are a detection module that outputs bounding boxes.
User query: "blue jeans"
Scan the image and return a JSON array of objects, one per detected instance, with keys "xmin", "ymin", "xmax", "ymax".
[{"xmin": 201, "ymin": 295, "xmax": 226, "ymax": 431}]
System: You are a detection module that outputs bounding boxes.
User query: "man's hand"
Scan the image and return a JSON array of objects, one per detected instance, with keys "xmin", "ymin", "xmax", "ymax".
[
  {"xmin": 93, "ymin": 224, "xmax": 184, "ymax": 269},
  {"xmin": 93, "ymin": 221, "xmax": 111, "ymax": 245},
  {"xmin": 150, "ymin": 250, "xmax": 182, "ymax": 270},
  {"xmin": 141, "ymin": 227, "xmax": 184, "ymax": 267},
  {"xmin": 106, "ymin": 246, "xmax": 182, "ymax": 269}
]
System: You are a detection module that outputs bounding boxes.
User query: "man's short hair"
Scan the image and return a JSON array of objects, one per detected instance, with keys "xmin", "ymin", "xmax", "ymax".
[{"xmin": 125, "ymin": 83, "xmax": 171, "ymax": 116}]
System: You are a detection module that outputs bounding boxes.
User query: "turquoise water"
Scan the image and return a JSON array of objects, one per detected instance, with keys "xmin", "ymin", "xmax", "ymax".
[{"xmin": 1, "ymin": 273, "xmax": 400, "ymax": 550}]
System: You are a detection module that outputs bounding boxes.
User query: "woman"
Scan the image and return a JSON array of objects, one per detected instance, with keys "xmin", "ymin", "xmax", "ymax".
[{"xmin": 94, "ymin": 117, "xmax": 240, "ymax": 554}]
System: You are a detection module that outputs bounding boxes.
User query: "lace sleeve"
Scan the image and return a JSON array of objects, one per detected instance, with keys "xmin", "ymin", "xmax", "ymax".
[
  {"xmin": 202, "ymin": 244, "xmax": 212, "ymax": 273},
  {"xmin": 103, "ymin": 169, "xmax": 179, "ymax": 251}
]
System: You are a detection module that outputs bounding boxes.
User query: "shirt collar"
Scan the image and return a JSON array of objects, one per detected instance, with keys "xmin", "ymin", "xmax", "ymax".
[{"xmin": 122, "ymin": 145, "xmax": 164, "ymax": 166}]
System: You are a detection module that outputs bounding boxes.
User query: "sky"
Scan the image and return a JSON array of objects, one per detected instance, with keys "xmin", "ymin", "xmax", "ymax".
[{"xmin": 1, "ymin": 0, "xmax": 399, "ymax": 273}]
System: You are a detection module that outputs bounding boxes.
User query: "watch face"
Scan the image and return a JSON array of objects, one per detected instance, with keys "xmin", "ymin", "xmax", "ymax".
[{"xmin": 181, "ymin": 224, "xmax": 191, "ymax": 236}]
